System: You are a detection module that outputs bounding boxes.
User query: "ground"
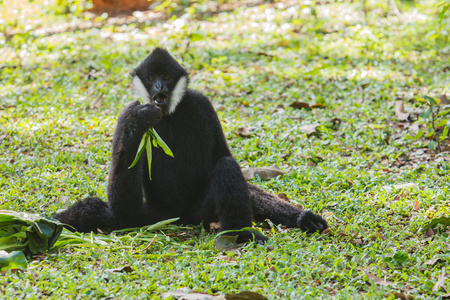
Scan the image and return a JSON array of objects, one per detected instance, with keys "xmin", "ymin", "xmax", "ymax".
[{"xmin": 0, "ymin": 0, "xmax": 449, "ymax": 298}]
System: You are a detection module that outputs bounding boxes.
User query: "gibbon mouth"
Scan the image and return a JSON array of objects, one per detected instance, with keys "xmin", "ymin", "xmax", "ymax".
[{"xmin": 152, "ymin": 93, "xmax": 167, "ymax": 104}]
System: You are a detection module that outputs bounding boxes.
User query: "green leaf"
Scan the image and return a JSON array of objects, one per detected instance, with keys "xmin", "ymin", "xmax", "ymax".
[
  {"xmin": 438, "ymin": 5, "xmax": 449, "ymax": 23},
  {"xmin": 428, "ymin": 140, "xmax": 436, "ymax": 150},
  {"xmin": 420, "ymin": 110, "xmax": 431, "ymax": 119},
  {"xmin": 0, "ymin": 251, "xmax": 27, "ymax": 271},
  {"xmin": 111, "ymin": 218, "xmax": 180, "ymax": 233},
  {"xmin": 213, "ymin": 235, "xmax": 240, "ymax": 251},
  {"xmin": 146, "ymin": 137, "xmax": 152, "ymax": 180},
  {"xmin": 190, "ymin": 33, "xmax": 203, "ymax": 42},
  {"xmin": 129, "ymin": 128, "xmax": 174, "ymax": 180},
  {"xmin": 436, "ymin": 108, "xmax": 450, "ymax": 117},
  {"xmin": 149, "ymin": 128, "xmax": 174, "ymax": 157},
  {"xmin": 129, "ymin": 132, "xmax": 148, "ymax": 169},
  {"xmin": 414, "ymin": 128, "xmax": 424, "ymax": 140},
  {"xmin": 424, "ymin": 95, "xmax": 437, "ymax": 106},
  {"xmin": 0, "ymin": 212, "xmax": 63, "ymax": 254},
  {"xmin": 422, "ymin": 216, "xmax": 450, "ymax": 231},
  {"xmin": 441, "ymin": 126, "xmax": 449, "ymax": 140},
  {"xmin": 436, "ymin": 118, "xmax": 447, "ymax": 127}
]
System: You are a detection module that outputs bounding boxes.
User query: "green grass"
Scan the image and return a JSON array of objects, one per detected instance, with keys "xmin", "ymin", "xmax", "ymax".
[{"xmin": 1, "ymin": 1, "xmax": 449, "ymax": 298}]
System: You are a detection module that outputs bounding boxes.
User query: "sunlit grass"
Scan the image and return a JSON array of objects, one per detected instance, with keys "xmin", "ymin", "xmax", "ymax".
[{"xmin": 0, "ymin": 0, "xmax": 449, "ymax": 298}]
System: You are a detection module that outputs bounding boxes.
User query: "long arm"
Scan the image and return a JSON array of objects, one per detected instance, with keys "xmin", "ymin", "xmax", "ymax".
[
  {"xmin": 107, "ymin": 100, "xmax": 161, "ymax": 227},
  {"xmin": 53, "ymin": 101, "xmax": 162, "ymax": 232}
]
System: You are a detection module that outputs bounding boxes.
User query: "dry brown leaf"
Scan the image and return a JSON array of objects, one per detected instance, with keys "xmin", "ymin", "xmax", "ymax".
[
  {"xmin": 432, "ymin": 268, "xmax": 447, "ymax": 292},
  {"xmin": 412, "ymin": 200, "xmax": 420, "ymax": 211},
  {"xmin": 389, "ymin": 292, "xmax": 414, "ymax": 300},
  {"xmin": 395, "ymin": 100, "xmax": 410, "ymax": 121},
  {"xmin": 277, "ymin": 193, "xmax": 290, "ymax": 202},
  {"xmin": 424, "ymin": 258, "xmax": 443, "ymax": 266},
  {"xmin": 142, "ymin": 233, "xmax": 158, "ymax": 251},
  {"xmin": 217, "ymin": 254, "xmax": 237, "ymax": 262},
  {"xmin": 209, "ymin": 222, "xmax": 222, "ymax": 230},
  {"xmin": 350, "ymin": 238, "xmax": 364, "ymax": 245},
  {"xmin": 290, "ymin": 101, "xmax": 311, "ymax": 110},
  {"xmin": 225, "ymin": 291, "xmax": 268, "ymax": 300},
  {"xmin": 266, "ymin": 266, "xmax": 276, "ymax": 273},
  {"xmin": 426, "ymin": 228, "xmax": 435, "ymax": 237},
  {"xmin": 369, "ymin": 233, "xmax": 385, "ymax": 241},
  {"xmin": 439, "ymin": 94, "xmax": 450, "ymax": 106},
  {"xmin": 162, "ymin": 290, "xmax": 225, "ymax": 300},
  {"xmin": 241, "ymin": 166, "xmax": 285, "ymax": 180},
  {"xmin": 236, "ymin": 127, "xmax": 257, "ymax": 137},
  {"xmin": 364, "ymin": 272, "xmax": 395, "ymax": 286},
  {"xmin": 299, "ymin": 124, "xmax": 319, "ymax": 135}
]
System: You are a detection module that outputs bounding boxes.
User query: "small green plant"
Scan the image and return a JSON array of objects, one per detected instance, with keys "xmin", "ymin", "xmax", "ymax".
[{"xmin": 413, "ymin": 96, "xmax": 450, "ymax": 152}]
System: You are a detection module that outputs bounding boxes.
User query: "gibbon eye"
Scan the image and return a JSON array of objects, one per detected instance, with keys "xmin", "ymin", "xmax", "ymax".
[
  {"xmin": 163, "ymin": 75, "xmax": 170, "ymax": 80},
  {"xmin": 149, "ymin": 75, "xmax": 155, "ymax": 81}
]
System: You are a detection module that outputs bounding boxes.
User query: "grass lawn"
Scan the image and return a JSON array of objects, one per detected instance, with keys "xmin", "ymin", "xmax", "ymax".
[{"xmin": 0, "ymin": 0, "xmax": 449, "ymax": 298}]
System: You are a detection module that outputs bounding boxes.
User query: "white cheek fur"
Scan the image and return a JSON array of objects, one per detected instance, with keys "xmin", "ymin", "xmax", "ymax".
[
  {"xmin": 167, "ymin": 75, "xmax": 187, "ymax": 115},
  {"xmin": 132, "ymin": 76, "xmax": 151, "ymax": 103}
]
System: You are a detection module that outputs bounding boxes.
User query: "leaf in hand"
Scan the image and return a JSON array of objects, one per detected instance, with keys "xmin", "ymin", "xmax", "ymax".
[
  {"xmin": 129, "ymin": 128, "xmax": 174, "ymax": 180},
  {"xmin": 149, "ymin": 128, "xmax": 174, "ymax": 157},
  {"xmin": 129, "ymin": 132, "xmax": 148, "ymax": 169},
  {"xmin": 145, "ymin": 136, "xmax": 152, "ymax": 180}
]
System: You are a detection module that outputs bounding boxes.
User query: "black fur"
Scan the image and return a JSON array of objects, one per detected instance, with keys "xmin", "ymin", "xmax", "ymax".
[{"xmin": 53, "ymin": 48, "xmax": 328, "ymax": 243}]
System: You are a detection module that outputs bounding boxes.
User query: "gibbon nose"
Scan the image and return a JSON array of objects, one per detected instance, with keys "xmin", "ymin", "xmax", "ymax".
[{"xmin": 155, "ymin": 80, "xmax": 162, "ymax": 90}]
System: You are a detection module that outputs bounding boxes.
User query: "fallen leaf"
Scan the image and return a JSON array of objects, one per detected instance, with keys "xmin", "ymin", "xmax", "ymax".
[
  {"xmin": 0, "ymin": 268, "xmax": 24, "ymax": 276},
  {"xmin": 162, "ymin": 290, "xmax": 225, "ymax": 300},
  {"xmin": 350, "ymin": 239, "xmax": 364, "ymax": 245},
  {"xmin": 381, "ymin": 183, "xmax": 419, "ymax": 192},
  {"xmin": 213, "ymin": 235, "xmax": 241, "ymax": 251},
  {"xmin": 290, "ymin": 101, "xmax": 311, "ymax": 110},
  {"xmin": 395, "ymin": 100, "xmax": 410, "ymax": 121},
  {"xmin": 299, "ymin": 124, "xmax": 319, "ymax": 135},
  {"xmin": 210, "ymin": 222, "xmax": 222, "ymax": 230},
  {"xmin": 439, "ymin": 94, "xmax": 449, "ymax": 106},
  {"xmin": 236, "ymin": 127, "xmax": 257, "ymax": 137},
  {"xmin": 322, "ymin": 228, "xmax": 331, "ymax": 235},
  {"xmin": 225, "ymin": 291, "xmax": 268, "ymax": 300},
  {"xmin": 277, "ymin": 193, "xmax": 289, "ymax": 202},
  {"xmin": 217, "ymin": 254, "xmax": 237, "ymax": 262},
  {"xmin": 388, "ymin": 292, "xmax": 414, "ymax": 300},
  {"xmin": 424, "ymin": 258, "xmax": 443, "ymax": 266},
  {"xmin": 432, "ymin": 268, "xmax": 446, "ymax": 292},
  {"xmin": 142, "ymin": 233, "xmax": 158, "ymax": 251},
  {"xmin": 426, "ymin": 227, "xmax": 435, "ymax": 237},
  {"xmin": 369, "ymin": 233, "xmax": 385, "ymax": 241},
  {"xmin": 364, "ymin": 272, "xmax": 395, "ymax": 286},
  {"xmin": 241, "ymin": 166, "xmax": 285, "ymax": 180},
  {"xmin": 412, "ymin": 200, "xmax": 420, "ymax": 211}
]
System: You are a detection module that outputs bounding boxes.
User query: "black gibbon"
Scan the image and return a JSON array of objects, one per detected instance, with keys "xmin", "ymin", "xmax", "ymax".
[{"xmin": 53, "ymin": 48, "xmax": 328, "ymax": 243}]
